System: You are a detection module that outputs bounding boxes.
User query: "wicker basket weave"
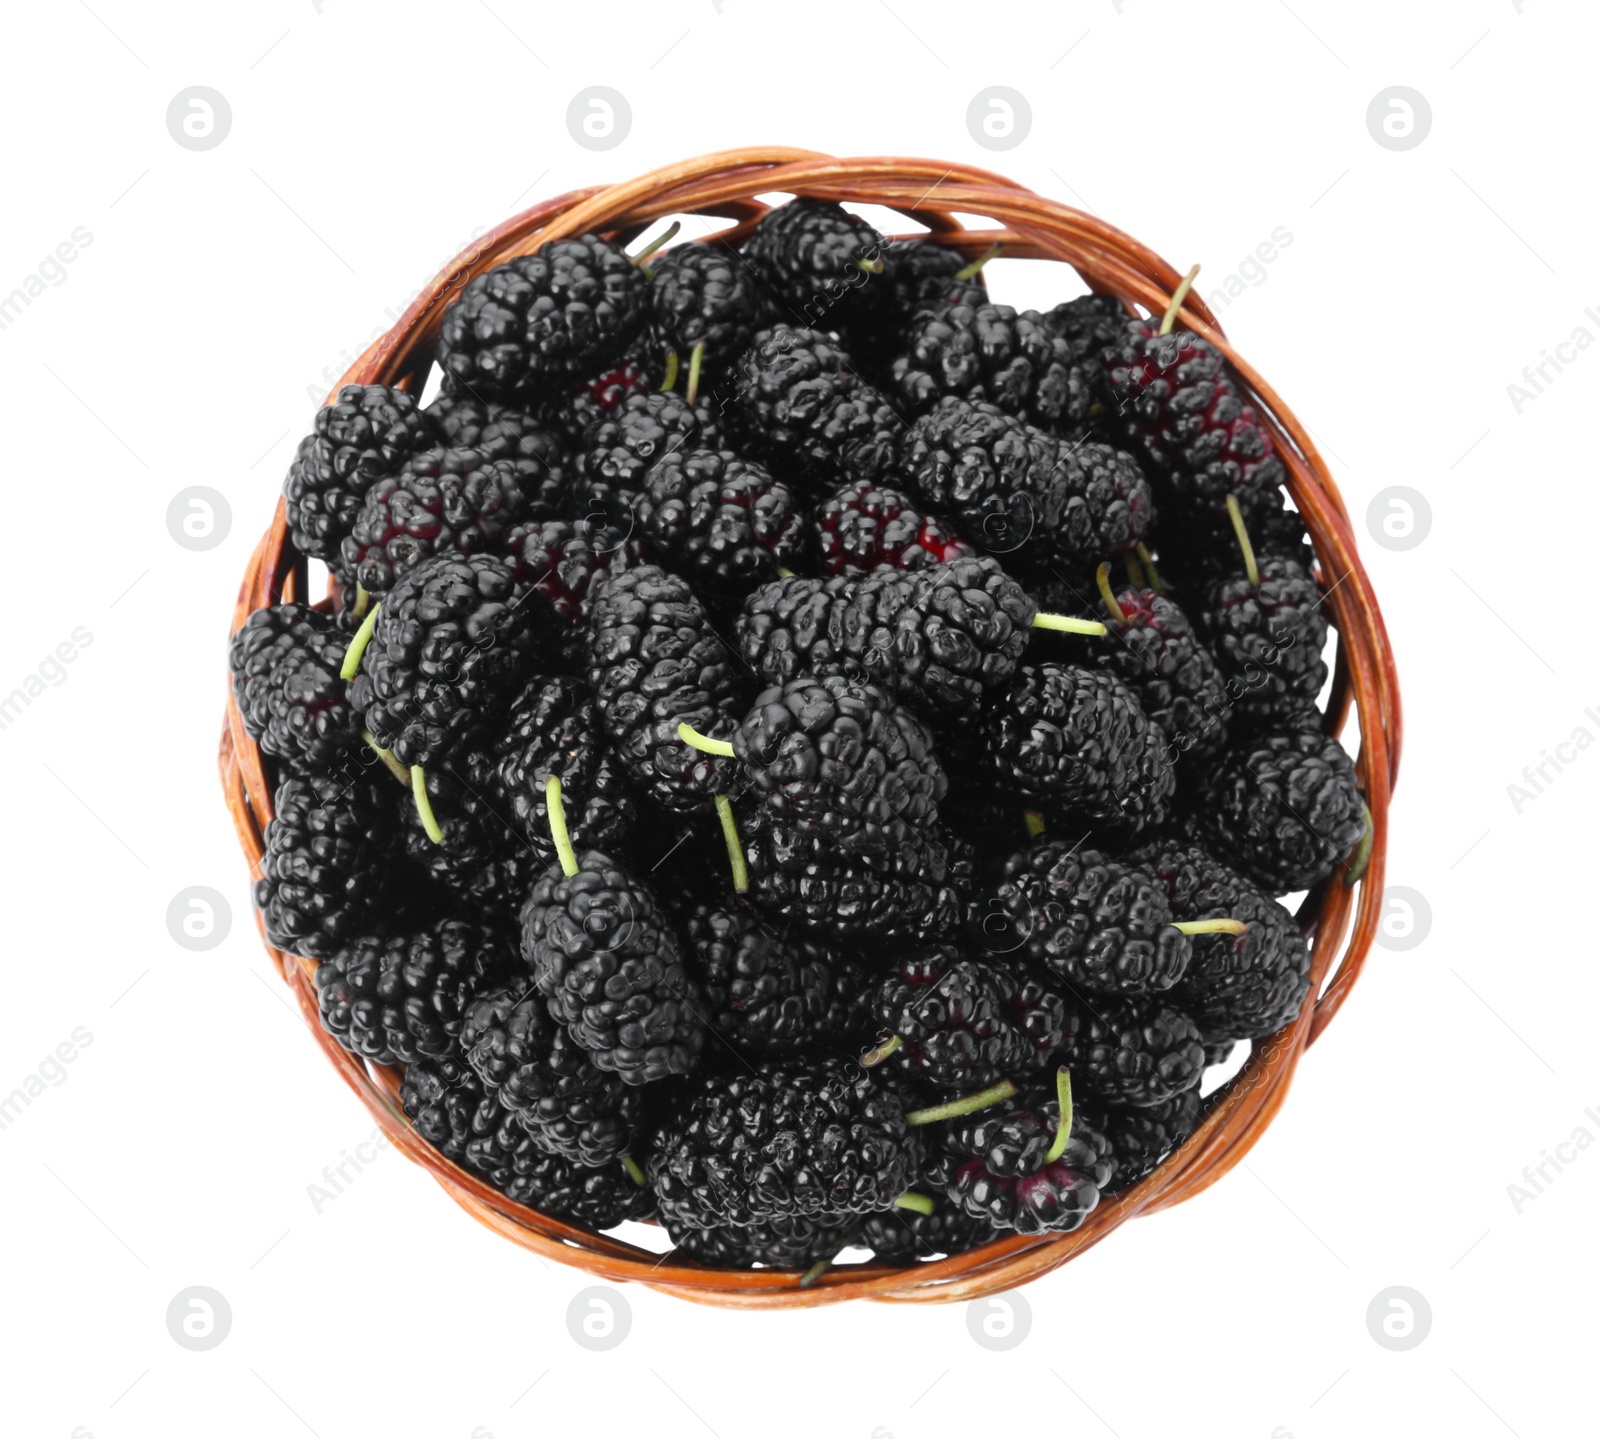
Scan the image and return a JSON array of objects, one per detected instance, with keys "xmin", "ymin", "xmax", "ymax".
[{"xmin": 219, "ymin": 147, "xmax": 1402, "ymax": 1308}]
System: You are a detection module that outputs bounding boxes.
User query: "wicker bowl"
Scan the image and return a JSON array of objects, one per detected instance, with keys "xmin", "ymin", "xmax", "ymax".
[{"xmin": 219, "ymin": 147, "xmax": 1401, "ymax": 1308}]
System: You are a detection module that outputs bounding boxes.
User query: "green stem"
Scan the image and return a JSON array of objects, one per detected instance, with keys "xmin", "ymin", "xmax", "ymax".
[
  {"xmin": 797, "ymin": 1225, "xmax": 863, "ymax": 1288},
  {"xmin": 621, "ymin": 1155, "xmax": 646, "ymax": 1186},
  {"xmin": 410, "ymin": 766, "xmax": 444, "ymax": 845},
  {"xmin": 854, "ymin": 256, "xmax": 884, "ymax": 274},
  {"xmin": 1043, "ymin": 1068, "xmax": 1074, "ymax": 1165},
  {"xmin": 1172, "ymin": 917, "xmax": 1248, "ymax": 936},
  {"xmin": 1158, "ymin": 262, "xmax": 1201, "ymax": 336},
  {"xmin": 339, "ymin": 601, "xmax": 381, "ymax": 680},
  {"xmin": 677, "ymin": 721, "xmax": 736, "ymax": 758},
  {"xmin": 351, "ymin": 584, "xmax": 371, "ymax": 620},
  {"xmin": 1225, "ymin": 494, "xmax": 1260, "ymax": 587},
  {"xmin": 628, "ymin": 219, "xmax": 680, "ymax": 267},
  {"xmin": 860, "ymin": 1034, "xmax": 902, "ymax": 1068},
  {"xmin": 1135, "ymin": 542, "xmax": 1165, "ymax": 595},
  {"xmin": 661, "ymin": 348, "xmax": 679, "ymax": 393},
  {"xmin": 1344, "ymin": 802, "xmax": 1375, "ymax": 886},
  {"xmin": 714, "ymin": 793, "xmax": 748, "ymax": 895},
  {"xmin": 685, "ymin": 340, "xmax": 705, "ymax": 406},
  {"xmin": 1032, "ymin": 611, "xmax": 1107, "ymax": 637},
  {"xmin": 776, "ymin": 565, "xmax": 796, "ymax": 579},
  {"xmin": 954, "ymin": 241, "xmax": 1003, "ymax": 281},
  {"xmin": 1023, "ymin": 809, "xmax": 1045, "ymax": 840},
  {"xmin": 1095, "ymin": 562, "xmax": 1125, "ymax": 622},
  {"xmin": 362, "ymin": 730, "xmax": 408, "ymax": 785},
  {"xmin": 1124, "ymin": 550, "xmax": 1148, "ymax": 590},
  {"xmin": 892, "ymin": 1191, "xmax": 934, "ymax": 1216},
  {"xmin": 546, "ymin": 774, "xmax": 579, "ymax": 878},
  {"xmin": 906, "ymin": 1079, "xmax": 1016, "ymax": 1127}
]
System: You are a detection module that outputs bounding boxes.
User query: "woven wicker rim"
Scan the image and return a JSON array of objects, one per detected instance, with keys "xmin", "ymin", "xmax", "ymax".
[{"xmin": 218, "ymin": 147, "xmax": 1402, "ymax": 1308}]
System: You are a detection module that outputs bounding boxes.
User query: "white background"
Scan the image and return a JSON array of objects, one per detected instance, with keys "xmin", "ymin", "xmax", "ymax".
[{"xmin": 0, "ymin": 1, "xmax": 1592, "ymax": 1435}]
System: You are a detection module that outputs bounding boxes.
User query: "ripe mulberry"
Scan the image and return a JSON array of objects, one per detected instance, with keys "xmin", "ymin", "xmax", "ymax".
[
  {"xmin": 982, "ymin": 663, "xmax": 1175, "ymax": 834},
  {"xmin": 585, "ymin": 563, "xmax": 747, "ymax": 810},
  {"xmin": 283, "ymin": 384, "xmax": 434, "ymax": 565},
  {"xmin": 1187, "ymin": 729, "xmax": 1365, "ymax": 896},
  {"xmin": 647, "ymin": 1055, "xmax": 921, "ymax": 1229},
  {"xmin": 229, "ymin": 604, "xmax": 356, "ymax": 770},
  {"xmin": 437, "ymin": 237, "xmax": 650, "ymax": 400},
  {"xmin": 814, "ymin": 479, "xmax": 972, "ymax": 576},
  {"xmin": 350, "ymin": 552, "xmax": 537, "ymax": 768},
  {"xmin": 974, "ymin": 840, "xmax": 1191, "ymax": 997},
  {"xmin": 1130, "ymin": 838, "xmax": 1311, "ymax": 1039},
  {"xmin": 314, "ymin": 917, "xmax": 514, "ymax": 1064},
  {"xmin": 733, "ymin": 673, "xmax": 947, "ymax": 867},
  {"xmin": 461, "ymin": 982, "xmax": 643, "ymax": 1166},
  {"xmin": 1103, "ymin": 319, "xmax": 1285, "ymax": 514},
  {"xmin": 521, "ymin": 849, "xmax": 706, "ymax": 1085}
]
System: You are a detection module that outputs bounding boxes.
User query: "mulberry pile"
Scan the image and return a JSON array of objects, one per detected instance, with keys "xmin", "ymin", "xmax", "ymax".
[{"xmin": 242, "ymin": 202, "xmax": 1366, "ymax": 1269}]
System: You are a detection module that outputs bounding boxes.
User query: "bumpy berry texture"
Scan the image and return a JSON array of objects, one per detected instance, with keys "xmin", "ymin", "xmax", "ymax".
[
  {"xmin": 892, "ymin": 297, "xmax": 1091, "ymax": 430},
  {"xmin": 898, "ymin": 397, "xmax": 1151, "ymax": 570},
  {"xmin": 437, "ymin": 238, "xmax": 649, "ymax": 400},
  {"xmin": 932, "ymin": 1089, "xmax": 1112, "ymax": 1235},
  {"xmin": 351, "ymin": 553, "xmax": 536, "ymax": 768},
  {"xmin": 724, "ymin": 325, "xmax": 899, "ymax": 493},
  {"xmin": 860, "ymin": 1197, "xmax": 992, "ymax": 1262},
  {"xmin": 1103, "ymin": 319, "xmax": 1286, "ymax": 513},
  {"xmin": 1092, "ymin": 586, "xmax": 1229, "ymax": 762},
  {"xmin": 579, "ymin": 389, "xmax": 724, "ymax": 498},
  {"xmin": 741, "ymin": 198, "xmax": 888, "ymax": 336},
  {"xmin": 255, "ymin": 770, "xmax": 413, "ymax": 960},
  {"xmin": 637, "ymin": 448, "xmax": 804, "ymax": 593},
  {"xmin": 1131, "ymin": 838, "xmax": 1310, "ymax": 1039},
  {"xmin": 976, "ymin": 841, "xmax": 1191, "ymax": 997},
  {"xmin": 341, "ymin": 445, "xmax": 526, "ymax": 595},
  {"xmin": 1201, "ymin": 556, "xmax": 1328, "ymax": 730},
  {"xmin": 503, "ymin": 516, "xmax": 642, "ymax": 666},
  {"xmin": 521, "ymin": 850, "xmax": 705, "ymax": 1085},
  {"xmin": 1060, "ymin": 999, "xmax": 1206, "ymax": 1107},
  {"xmin": 585, "ymin": 563, "xmax": 747, "ymax": 810},
  {"xmin": 648, "ymin": 1055, "xmax": 921, "ymax": 1229},
  {"xmin": 283, "ymin": 385, "xmax": 435, "ymax": 564},
  {"xmin": 666, "ymin": 1213, "xmax": 857, "ymax": 1270},
  {"xmin": 867, "ymin": 947, "xmax": 1065, "ymax": 1090},
  {"xmin": 735, "ymin": 556, "xmax": 1036, "ymax": 717},
  {"xmin": 551, "ymin": 357, "xmax": 654, "ymax": 444},
  {"xmin": 882, "ymin": 239, "xmax": 980, "ymax": 319},
  {"xmin": 734, "ymin": 674, "xmax": 947, "ymax": 866},
  {"xmin": 426, "ymin": 393, "xmax": 573, "ymax": 519},
  {"xmin": 400, "ymin": 1060, "xmax": 655, "ymax": 1226},
  {"xmin": 1088, "ymin": 1091, "xmax": 1203, "ymax": 1192},
  {"xmin": 398, "ymin": 754, "xmax": 537, "ymax": 908},
  {"xmin": 738, "ymin": 805, "xmax": 969, "ymax": 942},
  {"xmin": 983, "ymin": 663, "xmax": 1175, "ymax": 834},
  {"xmin": 649, "ymin": 242, "xmax": 764, "ymax": 373},
  {"xmin": 685, "ymin": 902, "xmax": 864, "ymax": 1057},
  {"xmin": 814, "ymin": 480, "xmax": 973, "ymax": 576},
  {"xmin": 461, "ymin": 983, "xmax": 643, "ymax": 1166},
  {"xmin": 488, "ymin": 674, "xmax": 638, "ymax": 868},
  {"xmin": 229, "ymin": 604, "xmax": 355, "ymax": 769},
  {"xmin": 1042, "ymin": 293, "xmax": 1127, "ymax": 366},
  {"xmin": 1187, "ymin": 729, "xmax": 1365, "ymax": 896},
  {"xmin": 314, "ymin": 918, "xmax": 513, "ymax": 1065}
]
